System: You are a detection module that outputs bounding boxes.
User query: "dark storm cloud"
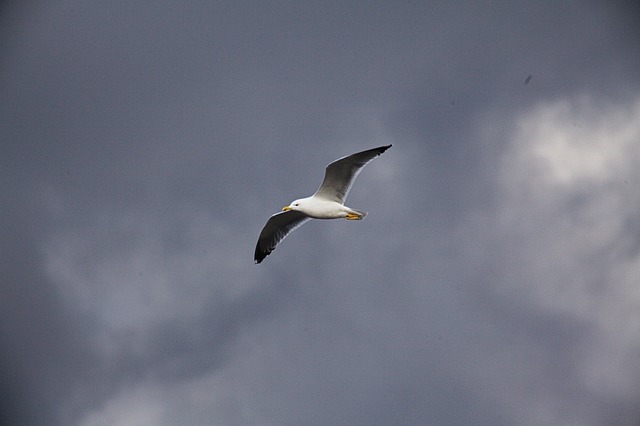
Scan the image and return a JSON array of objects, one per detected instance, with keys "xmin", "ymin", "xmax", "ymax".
[
  {"xmin": 2, "ymin": 1, "xmax": 640, "ymax": 425},
  {"xmin": 0, "ymin": 195, "xmax": 97, "ymax": 425}
]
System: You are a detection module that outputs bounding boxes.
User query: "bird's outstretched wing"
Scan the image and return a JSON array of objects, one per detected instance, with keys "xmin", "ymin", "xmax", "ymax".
[
  {"xmin": 254, "ymin": 210, "xmax": 311, "ymax": 263},
  {"xmin": 313, "ymin": 145, "xmax": 391, "ymax": 203}
]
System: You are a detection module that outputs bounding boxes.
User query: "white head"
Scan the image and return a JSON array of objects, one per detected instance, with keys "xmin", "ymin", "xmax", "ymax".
[{"xmin": 282, "ymin": 198, "xmax": 305, "ymax": 212}]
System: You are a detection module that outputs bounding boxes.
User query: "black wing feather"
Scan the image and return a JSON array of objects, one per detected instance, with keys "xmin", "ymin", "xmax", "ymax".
[{"xmin": 254, "ymin": 210, "xmax": 311, "ymax": 263}]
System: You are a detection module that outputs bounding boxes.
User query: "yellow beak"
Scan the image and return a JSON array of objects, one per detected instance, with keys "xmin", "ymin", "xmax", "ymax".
[{"xmin": 282, "ymin": 206, "xmax": 292, "ymax": 211}]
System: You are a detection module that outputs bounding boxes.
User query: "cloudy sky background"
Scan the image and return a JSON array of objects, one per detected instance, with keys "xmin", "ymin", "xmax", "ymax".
[{"xmin": 2, "ymin": 1, "xmax": 640, "ymax": 425}]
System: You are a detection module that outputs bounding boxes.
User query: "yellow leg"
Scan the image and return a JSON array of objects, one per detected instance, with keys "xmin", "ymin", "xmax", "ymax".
[{"xmin": 345, "ymin": 213, "xmax": 361, "ymax": 220}]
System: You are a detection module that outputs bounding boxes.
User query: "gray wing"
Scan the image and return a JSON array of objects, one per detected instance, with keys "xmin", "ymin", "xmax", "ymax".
[
  {"xmin": 313, "ymin": 145, "xmax": 391, "ymax": 204},
  {"xmin": 254, "ymin": 210, "xmax": 311, "ymax": 263}
]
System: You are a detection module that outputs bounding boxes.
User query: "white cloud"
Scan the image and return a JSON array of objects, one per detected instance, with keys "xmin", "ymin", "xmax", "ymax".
[
  {"xmin": 498, "ymin": 94, "xmax": 640, "ymax": 307},
  {"xmin": 484, "ymin": 94, "xmax": 640, "ymax": 424},
  {"xmin": 511, "ymin": 96, "xmax": 639, "ymax": 188},
  {"xmin": 41, "ymin": 203, "xmax": 262, "ymax": 352},
  {"xmin": 76, "ymin": 345, "xmax": 258, "ymax": 426},
  {"xmin": 78, "ymin": 382, "xmax": 165, "ymax": 426}
]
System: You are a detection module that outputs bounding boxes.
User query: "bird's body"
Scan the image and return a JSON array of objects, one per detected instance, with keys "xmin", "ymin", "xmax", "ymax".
[
  {"xmin": 283, "ymin": 197, "xmax": 366, "ymax": 220},
  {"xmin": 254, "ymin": 145, "xmax": 391, "ymax": 263}
]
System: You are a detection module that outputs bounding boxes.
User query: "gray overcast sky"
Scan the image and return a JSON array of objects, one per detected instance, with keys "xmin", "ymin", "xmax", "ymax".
[{"xmin": 2, "ymin": 1, "xmax": 640, "ymax": 425}]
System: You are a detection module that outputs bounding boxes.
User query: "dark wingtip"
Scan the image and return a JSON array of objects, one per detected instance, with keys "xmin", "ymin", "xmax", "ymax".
[
  {"xmin": 254, "ymin": 251, "xmax": 266, "ymax": 264},
  {"xmin": 254, "ymin": 245, "xmax": 271, "ymax": 264},
  {"xmin": 372, "ymin": 145, "xmax": 391, "ymax": 157},
  {"xmin": 254, "ymin": 246, "xmax": 264, "ymax": 264}
]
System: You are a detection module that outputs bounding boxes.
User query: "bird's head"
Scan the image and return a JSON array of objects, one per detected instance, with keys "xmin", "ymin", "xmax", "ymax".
[{"xmin": 282, "ymin": 199, "xmax": 305, "ymax": 212}]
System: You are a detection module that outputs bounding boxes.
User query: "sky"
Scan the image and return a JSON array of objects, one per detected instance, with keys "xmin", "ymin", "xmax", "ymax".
[{"xmin": 1, "ymin": 1, "xmax": 640, "ymax": 425}]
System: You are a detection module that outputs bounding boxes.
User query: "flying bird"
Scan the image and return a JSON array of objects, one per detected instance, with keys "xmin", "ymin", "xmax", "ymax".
[{"xmin": 254, "ymin": 145, "xmax": 392, "ymax": 263}]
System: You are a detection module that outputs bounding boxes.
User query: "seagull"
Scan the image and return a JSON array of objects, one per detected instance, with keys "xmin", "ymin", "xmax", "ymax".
[{"xmin": 254, "ymin": 145, "xmax": 392, "ymax": 263}]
